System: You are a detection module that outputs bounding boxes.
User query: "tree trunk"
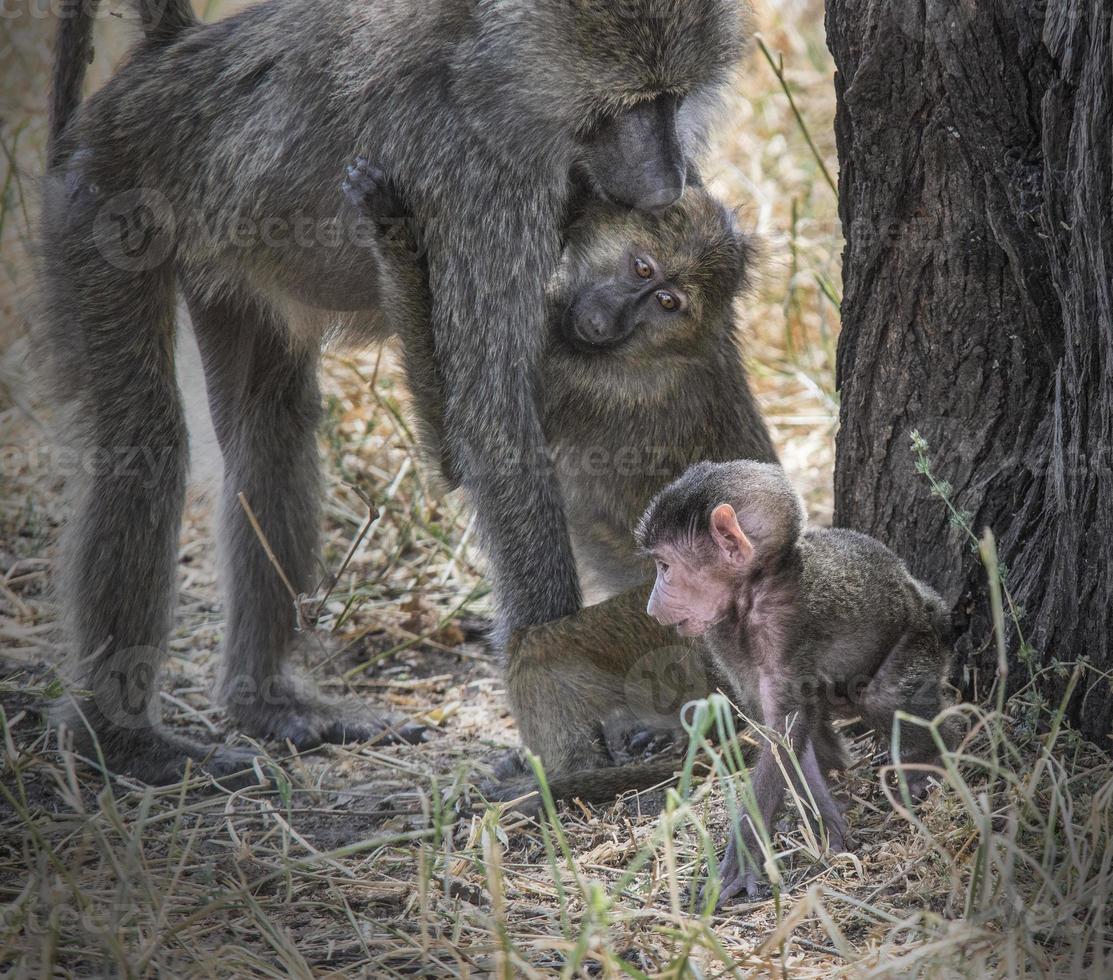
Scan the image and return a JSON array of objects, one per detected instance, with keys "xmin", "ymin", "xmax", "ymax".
[{"xmin": 827, "ymin": 0, "xmax": 1112, "ymax": 738}]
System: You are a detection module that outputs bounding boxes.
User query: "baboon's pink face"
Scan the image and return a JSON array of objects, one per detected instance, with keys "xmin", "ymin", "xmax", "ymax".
[
  {"xmin": 644, "ymin": 504, "xmax": 755, "ymax": 636},
  {"xmin": 645, "ymin": 542, "xmax": 735, "ymax": 637}
]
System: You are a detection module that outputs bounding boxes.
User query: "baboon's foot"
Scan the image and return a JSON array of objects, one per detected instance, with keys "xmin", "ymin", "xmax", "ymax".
[
  {"xmin": 456, "ymin": 615, "xmax": 494, "ymax": 645},
  {"xmin": 479, "ymin": 759, "xmax": 540, "ymax": 810},
  {"xmin": 224, "ymin": 679, "xmax": 426, "ymax": 751},
  {"xmin": 488, "ymin": 745, "xmax": 605, "ymax": 786},
  {"xmin": 892, "ymin": 768, "xmax": 938, "ymax": 802},
  {"xmin": 604, "ymin": 720, "xmax": 686, "ymax": 764},
  {"xmin": 63, "ymin": 719, "xmax": 264, "ymax": 790},
  {"xmin": 882, "ymin": 752, "xmax": 943, "ymax": 802},
  {"xmin": 825, "ymin": 818, "xmax": 850, "ymax": 855},
  {"xmin": 491, "ymin": 748, "xmax": 529, "ymax": 783},
  {"xmin": 711, "ymin": 837, "xmax": 767, "ymax": 907}
]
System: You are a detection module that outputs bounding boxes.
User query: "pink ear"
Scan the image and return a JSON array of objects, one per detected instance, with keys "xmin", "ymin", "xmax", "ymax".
[{"xmin": 710, "ymin": 503, "xmax": 753, "ymax": 564}]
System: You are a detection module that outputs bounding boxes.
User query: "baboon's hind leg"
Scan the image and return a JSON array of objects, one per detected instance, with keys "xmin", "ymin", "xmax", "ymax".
[
  {"xmin": 43, "ymin": 188, "xmax": 257, "ymax": 786},
  {"xmin": 858, "ymin": 630, "xmax": 959, "ymax": 799},
  {"xmin": 184, "ymin": 284, "xmax": 423, "ymax": 748}
]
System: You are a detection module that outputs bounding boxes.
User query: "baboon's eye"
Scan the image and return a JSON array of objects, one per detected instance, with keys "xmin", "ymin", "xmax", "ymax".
[
  {"xmin": 634, "ymin": 257, "xmax": 653, "ymax": 279},
  {"xmin": 657, "ymin": 559, "xmax": 670, "ymax": 575},
  {"xmin": 656, "ymin": 290, "xmax": 679, "ymax": 311}
]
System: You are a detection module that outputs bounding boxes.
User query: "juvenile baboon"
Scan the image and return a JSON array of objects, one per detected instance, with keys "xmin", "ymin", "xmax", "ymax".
[
  {"xmin": 41, "ymin": 0, "xmax": 750, "ymax": 783},
  {"xmin": 344, "ymin": 163, "xmax": 778, "ymax": 777},
  {"xmin": 638, "ymin": 460, "xmax": 959, "ymax": 903},
  {"xmin": 343, "ymin": 161, "xmax": 777, "ymax": 603}
]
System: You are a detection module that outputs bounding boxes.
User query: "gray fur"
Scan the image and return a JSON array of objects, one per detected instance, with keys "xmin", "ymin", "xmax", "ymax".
[
  {"xmin": 639, "ymin": 460, "xmax": 960, "ymax": 903},
  {"xmin": 40, "ymin": 0, "xmax": 749, "ymax": 783}
]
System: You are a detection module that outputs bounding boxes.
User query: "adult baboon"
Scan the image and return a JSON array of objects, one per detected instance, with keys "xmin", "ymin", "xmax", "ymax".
[{"xmin": 41, "ymin": 0, "xmax": 749, "ymax": 783}]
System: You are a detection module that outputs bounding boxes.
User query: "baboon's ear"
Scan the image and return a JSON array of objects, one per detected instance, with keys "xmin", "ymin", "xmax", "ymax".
[
  {"xmin": 727, "ymin": 209, "xmax": 757, "ymax": 293},
  {"xmin": 710, "ymin": 503, "xmax": 753, "ymax": 567}
]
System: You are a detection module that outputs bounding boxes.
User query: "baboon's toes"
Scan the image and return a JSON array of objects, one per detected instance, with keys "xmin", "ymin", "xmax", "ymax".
[
  {"xmin": 826, "ymin": 822, "xmax": 850, "ymax": 855},
  {"xmin": 712, "ymin": 870, "xmax": 765, "ymax": 908},
  {"xmin": 271, "ymin": 715, "xmax": 327, "ymax": 751},
  {"xmin": 605, "ymin": 723, "xmax": 685, "ymax": 763},
  {"xmin": 491, "ymin": 748, "xmax": 529, "ymax": 782},
  {"xmin": 456, "ymin": 616, "xmax": 494, "ymax": 643},
  {"xmin": 71, "ymin": 728, "xmax": 265, "ymax": 791},
  {"xmin": 627, "ymin": 729, "xmax": 681, "ymax": 757},
  {"xmin": 902, "ymin": 771, "xmax": 936, "ymax": 802},
  {"xmin": 392, "ymin": 720, "xmax": 429, "ymax": 744}
]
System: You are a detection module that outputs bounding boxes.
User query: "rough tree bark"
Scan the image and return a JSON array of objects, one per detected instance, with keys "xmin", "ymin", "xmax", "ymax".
[{"xmin": 827, "ymin": 0, "xmax": 1112, "ymax": 738}]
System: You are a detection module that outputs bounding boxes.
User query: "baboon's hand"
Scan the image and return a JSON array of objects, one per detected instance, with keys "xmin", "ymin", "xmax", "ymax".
[{"xmin": 342, "ymin": 157, "xmax": 407, "ymax": 223}]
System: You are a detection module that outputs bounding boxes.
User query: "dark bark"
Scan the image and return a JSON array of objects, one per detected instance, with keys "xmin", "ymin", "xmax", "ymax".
[{"xmin": 827, "ymin": 0, "xmax": 1112, "ymax": 738}]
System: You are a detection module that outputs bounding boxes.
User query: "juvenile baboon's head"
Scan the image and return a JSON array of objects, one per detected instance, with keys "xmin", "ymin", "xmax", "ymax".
[{"xmin": 549, "ymin": 187, "xmax": 755, "ymax": 365}]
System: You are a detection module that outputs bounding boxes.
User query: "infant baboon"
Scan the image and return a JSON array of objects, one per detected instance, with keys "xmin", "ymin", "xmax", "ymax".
[
  {"xmin": 638, "ymin": 460, "xmax": 959, "ymax": 902},
  {"xmin": 42, "ymin": 0, "xmax": 749, "ymax": 784},
  {"xmin": 345, "ymin": 165, "xmax": 778, "ymax": 779}
]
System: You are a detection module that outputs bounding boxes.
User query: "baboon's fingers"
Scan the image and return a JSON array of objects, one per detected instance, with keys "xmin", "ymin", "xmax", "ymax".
[
  {"xmin": 260, "ymin": 706, "xmax": 429, "ymax": 752},
  {"xmin": 617, "ymin": 727, "xmax": 685, "ymax": 760},
  {"xmin": 317, "ymin": 716, "xmax": 428, "ymax": 747}
]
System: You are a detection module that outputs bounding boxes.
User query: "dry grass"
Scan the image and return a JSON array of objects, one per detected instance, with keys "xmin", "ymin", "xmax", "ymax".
[{"xmin": 1, "ymin": 2, "xmax": 1110, "ymax": 976}]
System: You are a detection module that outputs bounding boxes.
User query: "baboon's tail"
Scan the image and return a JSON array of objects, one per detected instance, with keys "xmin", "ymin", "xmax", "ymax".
[
  {"xmin": 49, "ymin": 0, "xmax": 100, "ymax": 164},
  {"xmin": 49, "ymin": 0, "xmax": 199, "ymax": 167},
  {"xmin": 480, "ymin": 757, "xmax": 711, "ymax": 816}
]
